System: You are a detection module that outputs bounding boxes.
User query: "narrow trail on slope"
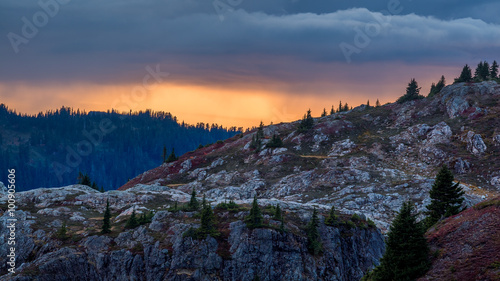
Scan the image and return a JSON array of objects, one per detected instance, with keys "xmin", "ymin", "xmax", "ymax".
[{"xmin": 298, "ymin": 155, "xmax": 330, "ymax": 159}]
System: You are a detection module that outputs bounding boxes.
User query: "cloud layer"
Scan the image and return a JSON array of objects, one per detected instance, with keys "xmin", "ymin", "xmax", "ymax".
[{"xmin": 2, "ymin": 0, "xmax": 500, "ymax": 85}]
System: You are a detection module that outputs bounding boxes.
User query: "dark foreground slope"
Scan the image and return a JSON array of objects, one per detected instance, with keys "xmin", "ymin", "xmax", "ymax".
[{"xmin": 419, "ymin": 197, "xmax": 500, "ymax": 281}]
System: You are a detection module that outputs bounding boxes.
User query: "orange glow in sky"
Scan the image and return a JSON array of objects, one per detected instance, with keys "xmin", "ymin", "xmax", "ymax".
[
  {"xmin": 0, "ymin": 82, "xmax": 371, "ymax": 128},
  {"xmin": 0, "ymin": 62, "xmax": 460, "ymax": 129}
]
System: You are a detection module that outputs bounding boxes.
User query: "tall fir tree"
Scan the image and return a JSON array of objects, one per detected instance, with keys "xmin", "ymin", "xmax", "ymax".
[
  {"xmin": 125, "ymin": 210, "xmax": 139, "ymax": 229},
  {"xmin": 474, "ymin": 61, "xmax": 490, "ymax": 81},
  {"xmin": 455, "ymin": 64, "xmax": 473, "ymax": 83},
  {"xmin": 245, "ymin": 196, "xmax": 263, "ymax": 229},
  {"xmin": 199, "ymin": 195, "xmax": 217, "ymax": 237},
  {"xmin": 482, "ymin": 61, "xmax": 490, "ymax": 79},
  {"xmin": 188, "ymin": 188, "xmax": 200, "ymax": 211},
  {"xmin": 330, "ymin": 105, "xmax": 335, "ymax": 115},
  {"xmin": 366, "ymin": 100, "xmax": 370, "ymax": 107},
  {"xmin": 491, "ymin": 60, "xmax": 499, "ymax": 79},
  {"xmin": 297, "ymin": 109, "xmax": 314, "ymax": 132},
  {"xmin": 369, "ymin": 201, "xmax": 430, "ymax": 281},
  {"xmin": 166, "ymin": 148, "xmax": 178, "ymax": 163},
  {"xmin": 425, "ymin": 165, "xmax": 465, "ymax": 228},
  {"xmin": 429, "ymin": 75, "xmax": 446, "ymax": 97},
  {"xmin": 321, "ymin": 108, "xmax": 327, "ymax": 117},
  {"xmin": 101, "ymin": 199, "xmax": 111, "ymax": 234},
  {"xmin": 306, "ymin": 207, "xmax": 322, "ymax": 255},
  {"xmin": 250, "ymin": 121, "xmax": 265, "ymax": 151},
  {"xmin": 266, "ymin": 134, "xmax": 283, "ymax": 148},
  {"xmin": 57, "ymin": 222, "xmax": 68, "ymax": 240},
  {"xmin": 325, "ymin": 205, "xmax": 338, "ymax": 226},
  {"xmin": 273, "ymin": 204, "xmax": 283, "ymax": 221},
  {"xmin": 77, "ymin": 172, "xmax": 92, "ymax": 187},
  {"xmin": 397, "ymin": 78, "xmax": 423, "ymax": 103},
  {"xmin": 257, "ymin": 121, "xmax": 265, "ymax": 139},
  {"xmin": 375, "ymin": 99, "xmax": 381, "ymax": 107},
  {"xmin": 474, "ymin": 61, "xmax": 484, "ymax": 80}
]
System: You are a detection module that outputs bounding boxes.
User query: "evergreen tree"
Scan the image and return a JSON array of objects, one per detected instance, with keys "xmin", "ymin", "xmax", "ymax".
[
  {"xmin": 474, "ymin": 61, "xmax": 484, "ymax": 80},
  {"xmin": 375, "ymin": 99, "xmax": 381, "ymax": 107},
  {"xmin": 188, "ymin": 188, "xmax": 200, "ymax": 211},
  {"xmin": 101, "ymin": 199, "xmax": 111, "ymax": 234},
  {"xmin": 482, "ymin": 61, "xmax": 490, "ymax": 80},
  {"xmin": 425, "ymin": 165, "xmax": 465, "ymax": 228},
  {"xmin": 199, "ymin": 195, "xmax": 218, "ymax": 237},
  {"xmin": 473, "ymin": 61, "xmax": 490, "ymax": 81},
  {"xmin": 245, "ymin": 196, "xmax": 263, "ymax": 229},
  {"xmin": 330, "ymin": 106, "xmax": 335, "ymax": 115},
  {"xmin": 306, "ymin": 207, "xmax": 322, "ymax": 255},
  {"xmin": 99, "ymin": 186, "xmax": 105, "ymax": 193},
  {"xmin": 165, "ymin": 148, "xmax": 178, "ymax": 163},
  {"xmin": 366, "ymin": 100, "xmax": 370, "ymax": 107},
  {"xmin": 397, "ymin": 78, "xmax": 424, "ymax": 103},
  {"xmin": 273, "ymin": 204, "xmax": 283, "ymax": 221},
  {"xmin": 56, "ymin": 222, "xmax": 68, "ymax": 240},
  {"xmin": 250, "ymin": 121, "xmax": 265, "ymax": 151},
  {"xmin": 491, "ymin": 60, "xmax": 499, "ymax": 79},
  {"xmin": 437, "ymin": 75, "xmax": 446, "ymax": 91},
  {"xmin": 91, "ymin": 181, "xmax": 98, "ymax": 191},
  {"xmin": 454, "ymin": 64, "xmax": 473, "ymax": 83},
  {"xmin": 257, "ymin": 121, "xmax": 264, "ymax": 139},
  {"xmin": 343, "ymin": 103, "xmax": 349, "ymax": 112},
  {"xmin": 428, "ymin": 75, "xmax": 446, "ymax": 97},
  {"xmin": 125, "ymin": 210, "xmax": 139, "ymax": 229},
  {"xmin": 429, "ymin": 83, "xmax": 437, "ymax": 97},
  {"xmin": 338, "ymin": 101, "xmax": 343, "ymax": 113},
  {"xmin": 297, "ymin": 109, "xmax": 314, "ymax": 132},
  {"xmin": 77, "ymin": 172, "xmax": 92, "ymax": 186},
  {"xmin": 250, "ymin": 134, "xmax": 262, "ymax": 151},
  {"xmin": 266, "ymin": 134, "xmax": 283, "ymax": 148},
  {"xmin": 325, "ymin": 205, "xmax": 338, "ymax": 226},
  {"xmin": 370, "ymin": 201, "xmax": 430, "ymax": 281}
]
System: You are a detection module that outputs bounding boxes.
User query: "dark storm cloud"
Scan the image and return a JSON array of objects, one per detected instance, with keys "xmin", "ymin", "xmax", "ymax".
[{"xmin": 1, "ymin": 0, "xmax": 500, "ymax": 84}]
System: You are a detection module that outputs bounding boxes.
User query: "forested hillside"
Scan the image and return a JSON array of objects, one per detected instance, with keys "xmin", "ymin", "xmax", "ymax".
[{"xmin": 0, "ymin": 104, "xmax": 241, "ymax": 191}]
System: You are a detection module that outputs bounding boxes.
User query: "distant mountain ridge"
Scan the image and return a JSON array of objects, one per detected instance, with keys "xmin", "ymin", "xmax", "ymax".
[{"xmin": 0, "ymin": 105, "xmax": 241, "ymax": 191}]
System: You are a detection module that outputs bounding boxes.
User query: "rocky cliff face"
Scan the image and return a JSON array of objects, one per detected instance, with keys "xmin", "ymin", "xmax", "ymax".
[{"xmin": 0, "ymin": 186, "xmax": 384, "ymax": 281}]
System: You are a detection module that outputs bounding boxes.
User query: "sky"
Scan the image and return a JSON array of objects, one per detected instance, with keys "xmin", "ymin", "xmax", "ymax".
[{"xmin": 1, "ymin": 0, "xmax": 500, "ymax": 128}]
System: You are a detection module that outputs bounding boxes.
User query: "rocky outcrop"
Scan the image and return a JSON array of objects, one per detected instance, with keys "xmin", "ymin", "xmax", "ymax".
[
  {"xmin": 0, "ymin": 198, "xmax": 384, "ymax": 281},
  {"xmin": 465, "ymin": 131, "xmax": 487, "ymax": 155},
  {"xmin": 437, "ymin": 81, "xmax": 498, "ymax": 118}
]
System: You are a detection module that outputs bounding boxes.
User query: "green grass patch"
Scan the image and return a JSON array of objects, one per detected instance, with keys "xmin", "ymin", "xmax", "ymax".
[{"xmin": 473, "ymin": 199, "xmax": 500, "ymax": 210}]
